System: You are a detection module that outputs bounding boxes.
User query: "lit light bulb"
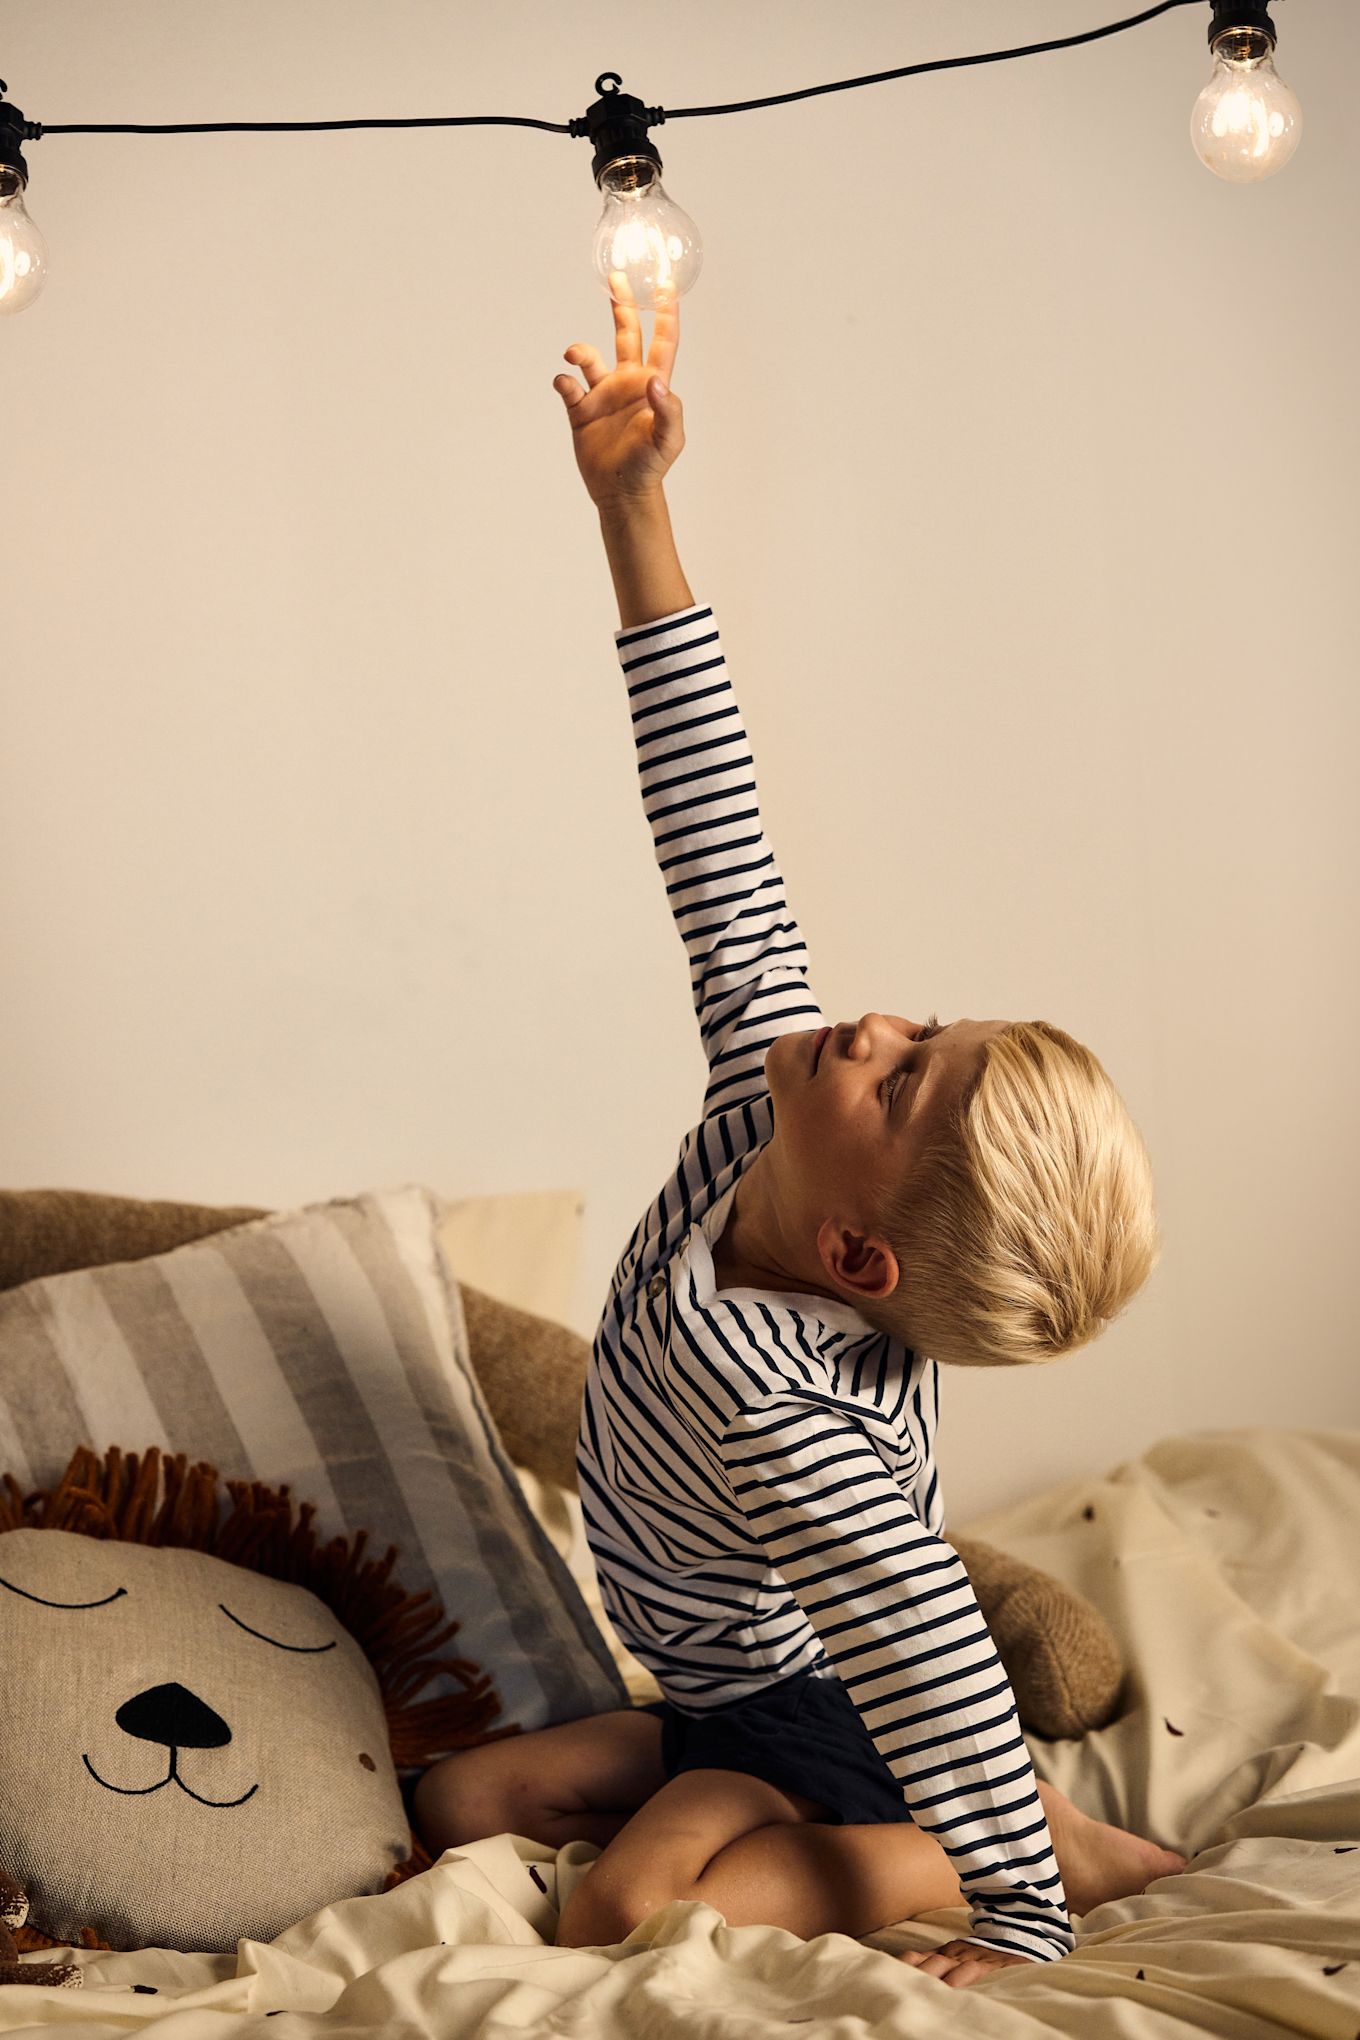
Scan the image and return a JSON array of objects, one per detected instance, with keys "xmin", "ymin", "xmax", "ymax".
[
  {"xmin": 1191, "ymin": 27, "xmax": 1301, "ymax": 182},
  {"xmin": 591, "ymin": 156, "xmax": 702, "ymax": 310},
  {"xmin": 0, "ymin": 167, "xmax": 45, "ymax": 314}
]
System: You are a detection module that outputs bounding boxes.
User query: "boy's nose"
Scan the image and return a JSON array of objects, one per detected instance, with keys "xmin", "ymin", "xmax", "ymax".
[{"xmin": 849, "ymin": 1012, "xmax": 918, "ymax": 1051}]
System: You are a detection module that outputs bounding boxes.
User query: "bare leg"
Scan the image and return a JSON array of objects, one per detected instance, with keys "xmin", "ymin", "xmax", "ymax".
[
  {"xmin": 692, "ymin": 1809, "xmax": 964, "ymax": 1940},
  {"xmin": 412, "ymin": 1710, "xmax": 667, "ymax": 1859},
  {"xmin": 685, "ymin": 1778, "xmax": 1188, "ymax": 1940}
]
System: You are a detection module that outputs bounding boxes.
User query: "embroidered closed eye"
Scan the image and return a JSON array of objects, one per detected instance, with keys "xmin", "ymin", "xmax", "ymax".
[
  {"xmin": 217, "ymin": 1603, "xmax": 338, "ymax": 1653},
  {"xmin": 0, "ymin": 1573, "xmax": 127, "ymax": 1610}
]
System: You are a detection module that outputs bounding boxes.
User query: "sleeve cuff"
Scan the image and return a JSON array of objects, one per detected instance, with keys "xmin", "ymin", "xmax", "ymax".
[{"xmin": 614, "ymin": 603, "xmax": 710, "ymax": 648}]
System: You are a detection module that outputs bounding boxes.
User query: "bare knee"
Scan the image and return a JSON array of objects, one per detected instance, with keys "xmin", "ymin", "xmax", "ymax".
[
  {"xmin": 555, "ymin": 1813, "xmax": 714, "ymax": 1950},
  {"xmin": 412, "ymin": 1750, "xmax": 509, "ymax": 1854},
  {"xmin": 557, "ymin": 1859, "xmax": 663, "ymax": 1949},
  {"xmin": 555, "ymin": 1767, "xmax": 826, "ymax": 1946},
  {"xmin": 555, "ymin": 1878, "xmax": 617, "ymax": 1948}
]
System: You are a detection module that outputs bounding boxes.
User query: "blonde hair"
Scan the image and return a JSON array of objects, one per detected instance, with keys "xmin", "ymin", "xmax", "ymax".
[{"xmin": 855, "ymin": 1021, "xmax": 1161, "ymax": 1369}]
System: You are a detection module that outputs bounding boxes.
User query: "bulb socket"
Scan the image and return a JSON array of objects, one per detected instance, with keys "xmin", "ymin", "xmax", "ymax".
[
  {"xmin": 579, "ymin": 73, "xmax": 664, "ymax": 187},
  {"xmin": 0, "ymin": 89, "xmax": 31, "ymax": 188},
  {"xmin": 0, "ymin": 80, "xmax": 35, "ymax": 190},
  {"xmin": 1206, "ymin": 1, "xmax": 1278, "ymax": 51}
]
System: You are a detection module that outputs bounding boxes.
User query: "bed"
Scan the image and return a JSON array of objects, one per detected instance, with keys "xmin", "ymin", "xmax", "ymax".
[{"xmin": 2, "ymin": 1411, "xmax": 1356, "ymax": 2038}]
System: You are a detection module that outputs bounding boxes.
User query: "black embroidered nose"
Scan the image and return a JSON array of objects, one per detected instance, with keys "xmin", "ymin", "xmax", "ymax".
[{"xmin": 115, "ymin": 1682, "xmax": 231, "ymax": 1751}]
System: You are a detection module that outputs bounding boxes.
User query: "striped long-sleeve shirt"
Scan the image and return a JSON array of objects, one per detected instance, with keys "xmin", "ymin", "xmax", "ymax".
[{"xmin": 578, "ymin": 601, "xmax": 1073, "ymax": 1965}]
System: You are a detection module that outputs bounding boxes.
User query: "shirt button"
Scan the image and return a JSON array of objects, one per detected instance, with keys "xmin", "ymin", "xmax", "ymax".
[{"xmin": 647, "ymin": 1272, "xmax": 666, "ymax": 1298}]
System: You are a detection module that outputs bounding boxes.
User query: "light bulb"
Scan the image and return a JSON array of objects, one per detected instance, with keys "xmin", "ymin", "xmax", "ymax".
[
  {"xmin": 1191, "ymin": 28, "xmax": 1301, "ymax": 182},
  {"xmin": 591, "ymin": 156, "xmax": 702, "ymax": 310},
  {"xmin": 0, "ymin": 167, "xmax": 46, "ymax": 313}
]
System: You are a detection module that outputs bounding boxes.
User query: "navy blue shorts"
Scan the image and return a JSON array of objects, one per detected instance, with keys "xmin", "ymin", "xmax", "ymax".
[{"xmin": 636, "ymin": 1663, "xmax": 914, "ymax": 1827}]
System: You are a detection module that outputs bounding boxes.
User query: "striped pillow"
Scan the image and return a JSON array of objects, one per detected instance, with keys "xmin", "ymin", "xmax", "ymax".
[{"xmin": 0, "ymin": 1183, "xmax": 627, "ymax": 1736}]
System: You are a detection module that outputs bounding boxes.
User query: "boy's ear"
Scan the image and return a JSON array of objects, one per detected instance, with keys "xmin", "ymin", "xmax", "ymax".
[{"xmin": 817, "ymin": 1219, "xmax": 900, "ymax": 1300}]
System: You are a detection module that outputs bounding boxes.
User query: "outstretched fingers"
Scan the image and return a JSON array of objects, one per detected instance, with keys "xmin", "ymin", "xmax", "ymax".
[
  {"xmin": 608, "ymin": 270, "xmax": 680, "ymax": 382},
  {"xmin": 609, "ymin": 271, "xmax": 643, "ymax": 364},
  {"xmin": 647, "ymin": 284, "xmax": 679, "ymax": 381}
]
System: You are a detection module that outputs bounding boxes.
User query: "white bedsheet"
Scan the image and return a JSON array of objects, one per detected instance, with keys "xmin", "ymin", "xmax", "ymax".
[{"xmin": 4, "ymin": 1426, "xmax": 1358, "ymax": 2038}]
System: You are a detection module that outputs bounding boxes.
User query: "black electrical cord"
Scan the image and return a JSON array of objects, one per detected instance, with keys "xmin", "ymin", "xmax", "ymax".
[{"xmin": 15, "ymin": 0, "xmax": 1205, "ymax": 145}]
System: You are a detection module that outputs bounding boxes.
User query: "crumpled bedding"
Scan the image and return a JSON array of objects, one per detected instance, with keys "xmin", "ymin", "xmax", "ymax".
[{"xmin": 3, "ymin": 1426, "xmax": 1357, "ymax": 2038}]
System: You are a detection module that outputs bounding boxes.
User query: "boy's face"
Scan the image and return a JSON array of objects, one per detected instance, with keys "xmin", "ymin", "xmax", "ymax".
[{"xmin": 760, "ymin": 1013, "xmax": 1010, "ymax": 1302}]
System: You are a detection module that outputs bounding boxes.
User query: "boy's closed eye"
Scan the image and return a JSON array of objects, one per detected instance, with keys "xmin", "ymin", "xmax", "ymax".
[{"xmin": 884, "ymin": 1017, "xmax": 946, "ymax": 1110}]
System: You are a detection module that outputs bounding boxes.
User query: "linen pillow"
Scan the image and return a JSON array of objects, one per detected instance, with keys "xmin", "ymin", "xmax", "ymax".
[
  {"xmin": 0, "ymin": 1186, "xmax": 585, "ymax": 1328},
  {"xmin": 514, "ymin": 1461, "xmax": 664, "ymax": 1707},
  {"xmin": 0, "ymin": 1187, "xmax": 592, "ymax": 1496},
  {"xmin": 0, "ymin": 1185, "xmax": 628, "ymax": 1733}
]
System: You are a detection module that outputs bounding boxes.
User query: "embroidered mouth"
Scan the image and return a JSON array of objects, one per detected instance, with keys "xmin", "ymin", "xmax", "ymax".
[{"xmin": 82, "ymin": 1750, "xmax": 259, "ymax": 1809}]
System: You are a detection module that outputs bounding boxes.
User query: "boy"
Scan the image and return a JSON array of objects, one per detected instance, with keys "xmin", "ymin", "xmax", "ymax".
[{"xmin": 415, "ymin": 279, "xmax": 1184, "ymax": 1989}]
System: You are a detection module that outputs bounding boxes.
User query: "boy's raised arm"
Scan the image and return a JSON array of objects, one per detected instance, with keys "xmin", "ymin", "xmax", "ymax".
[
  {"xmin": 598, "ymin": 492, "xmax": 695, "ymax": 632},
  {"xmin": 609, "ymin": 561, "xmax": 821, "ymax": 1122},
  {"xmin": 553, "ymin": 287, "xmax": 824, "ymax": 1120}
]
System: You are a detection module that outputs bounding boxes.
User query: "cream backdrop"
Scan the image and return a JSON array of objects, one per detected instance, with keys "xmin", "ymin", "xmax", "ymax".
[{"xmin": 2, "ymin": 2, "xmax": 1355, "ymax": 1525}]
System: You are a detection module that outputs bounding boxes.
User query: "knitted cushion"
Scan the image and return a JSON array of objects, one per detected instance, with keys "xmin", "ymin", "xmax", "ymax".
[{"xmin": 948, "ymin": 1533, "xmax": 1124, "ymax": 1739}]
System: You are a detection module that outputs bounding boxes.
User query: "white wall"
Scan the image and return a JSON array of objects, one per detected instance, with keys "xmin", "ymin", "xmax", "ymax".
[{"xmin": 3, "ymin": 1, "xmax": 1355, "ymax": 1523}]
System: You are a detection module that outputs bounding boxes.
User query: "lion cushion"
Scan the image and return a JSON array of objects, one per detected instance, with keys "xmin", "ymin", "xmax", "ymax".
[{"xmin": 0, "ymin": 1445, "xmax": 515, "ymax": 1959}]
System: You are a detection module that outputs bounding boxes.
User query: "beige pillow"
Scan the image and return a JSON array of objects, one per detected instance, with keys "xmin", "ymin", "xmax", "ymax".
[
  {"xmin": 438, "ymin": 1190, "xmax": 584, "ymax": 1326},
  {"xmin": 0, "ymin": 1529, "xmax": 408, "ymax": 1953}
]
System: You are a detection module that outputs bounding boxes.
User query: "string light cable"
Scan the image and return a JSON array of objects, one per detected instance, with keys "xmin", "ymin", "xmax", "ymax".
[{"xmin": 0, "ymin": 0, "xmax": 1301, "ymax": 316}]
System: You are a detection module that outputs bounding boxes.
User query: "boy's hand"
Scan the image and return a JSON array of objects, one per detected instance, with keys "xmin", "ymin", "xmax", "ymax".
[
  {"xmin": 898, "ymin": 1939, "xmax": 1037, "ymax": 1988},
  {"xmin": 552, "ymin": 269, "xmax": 685, "ymax": 510}
]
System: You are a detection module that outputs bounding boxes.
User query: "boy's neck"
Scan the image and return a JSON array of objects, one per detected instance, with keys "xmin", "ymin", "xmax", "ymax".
[
  {"xmin": 709, "ymin": 1219, "xmax": 779, "ymax": 1296},
  {"xmin": 713, "ymin": 1158, "xmax": 831, "ymax": 1302}
]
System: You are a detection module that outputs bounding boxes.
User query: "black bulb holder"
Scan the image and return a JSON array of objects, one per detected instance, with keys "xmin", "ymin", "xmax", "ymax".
[
  {"xmin": 1207, "ymin": 0, "xmax": 1278, "ymax": 49},
  {"xmin": 570, "ymin": 74, "xmax": 666, "ymax": 188},
  {"xmin": 0, "ymin": 80, "xmax": 38, "ymax": 188}
]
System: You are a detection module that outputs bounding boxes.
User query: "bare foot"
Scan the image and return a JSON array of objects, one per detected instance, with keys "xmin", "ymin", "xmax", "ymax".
[{"xmin": 1036, "ymin": 1780, "xmax": 1187, "ymax": 1917}]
